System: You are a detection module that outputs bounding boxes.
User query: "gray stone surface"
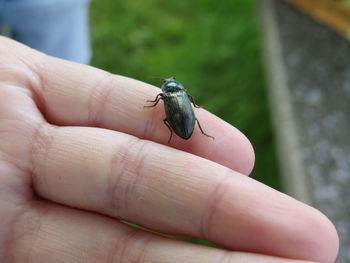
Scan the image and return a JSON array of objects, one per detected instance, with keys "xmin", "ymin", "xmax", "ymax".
[{"xmin": 261, "ymin": 1, "xmax": 350, "ymax": 262}]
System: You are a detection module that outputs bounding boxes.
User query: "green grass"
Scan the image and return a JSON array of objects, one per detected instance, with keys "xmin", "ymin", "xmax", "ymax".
[{"xmin": 90, "ymin": 0, "xmax": 281, "ymax": 245}]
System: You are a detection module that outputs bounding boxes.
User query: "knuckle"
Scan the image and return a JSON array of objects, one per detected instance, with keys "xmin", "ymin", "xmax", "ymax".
[
  {"xmin": 30, "ymin": 123, "xmax": 57, "ymax": 192},
  {"xmin": 200, "ymin": 174, "xmax": 231, "ymax": 240},
  {"xmin": 107, "ymin": 138, "xmax": 149, "ymax": 218},
  {"xmin": 87, "ymin": 73, "xmax": 116, "ymax": 126}
]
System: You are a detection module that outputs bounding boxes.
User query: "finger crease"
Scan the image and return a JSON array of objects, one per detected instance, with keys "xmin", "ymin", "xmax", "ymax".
[
  {"xmin": 29, "ymin": 123, "xmax": 57, "ymax": 194},
  {"xmin": 108, "ymin": 138, "xmax": 148, "ymax": 219},
  {"xmin": 200, "ymin": 172, "xmax": 232, "ymax": 241},
  {"xmin": 87, "ymin": 73, "xmax": 117, "ymax": 127}
]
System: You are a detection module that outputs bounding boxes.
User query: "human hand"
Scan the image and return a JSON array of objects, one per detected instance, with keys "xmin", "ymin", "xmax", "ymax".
[{"xmin": 0, "ymin": 36, "xmax": 338, "ymax": 263}]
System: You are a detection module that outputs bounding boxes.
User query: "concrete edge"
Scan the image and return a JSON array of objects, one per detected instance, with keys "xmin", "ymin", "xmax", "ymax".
[{"xmin": 258, "ymin": 0, "xmax": 311, "ymax": 204}]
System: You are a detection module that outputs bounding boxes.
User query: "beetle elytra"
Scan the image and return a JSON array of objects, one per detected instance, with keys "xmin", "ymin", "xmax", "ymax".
[{"xmin": 145, "ymin": 77, "xmax": 214, "ymax": 143}]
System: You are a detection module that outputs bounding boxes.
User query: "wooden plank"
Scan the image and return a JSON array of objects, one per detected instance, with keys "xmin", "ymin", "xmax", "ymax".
[{"xmin": 283, "ymin": 0, "xmax": 350, "ymax": 39}]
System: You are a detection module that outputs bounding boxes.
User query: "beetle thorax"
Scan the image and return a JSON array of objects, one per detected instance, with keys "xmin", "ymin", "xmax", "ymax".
[{"xmin": 162, "ymin": 80, "xmax": 185, "ymax": 93}]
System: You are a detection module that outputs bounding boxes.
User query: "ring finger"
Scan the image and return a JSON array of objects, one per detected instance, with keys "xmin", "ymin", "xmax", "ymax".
[{"xmin": 12, "ymin": 201, "xmax": 316, "ymax": 263}]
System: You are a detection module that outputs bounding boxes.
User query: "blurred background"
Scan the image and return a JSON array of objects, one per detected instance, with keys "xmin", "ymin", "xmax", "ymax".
[{"xmin": 89, "ymin": 0, "xmax": 281, "ymax": 190}]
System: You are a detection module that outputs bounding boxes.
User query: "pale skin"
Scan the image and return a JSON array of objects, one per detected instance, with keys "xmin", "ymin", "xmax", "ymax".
[{"xmin": 0, "ymin": 36, "xmax": 339, "ymax": 263}]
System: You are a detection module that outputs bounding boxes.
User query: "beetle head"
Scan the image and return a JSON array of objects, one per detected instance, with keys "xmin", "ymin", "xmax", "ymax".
[{"xmin": 161, "ymin": 77, "xmax": 184, "ymax": 92}]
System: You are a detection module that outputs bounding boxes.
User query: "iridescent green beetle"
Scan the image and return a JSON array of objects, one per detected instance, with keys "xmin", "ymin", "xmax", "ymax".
[{"xmin": 145, "ymin": 77, "xmax": 214, "ymax": 143}]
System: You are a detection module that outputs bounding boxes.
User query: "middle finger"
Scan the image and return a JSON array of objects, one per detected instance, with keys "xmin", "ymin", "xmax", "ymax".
[{"xmin": 30, "ymin": 124, "xmax": 336, "ymax": 261}]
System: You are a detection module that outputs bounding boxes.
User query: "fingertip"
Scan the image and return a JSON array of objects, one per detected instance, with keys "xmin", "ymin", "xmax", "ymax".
[
  {"xmin": 235, "ymin": 131, "xmax": 255, "ymax": 175},
  {"xmin": 282, "ymin": 200, "xmax": 339, "ymax": 263},
  {"xmin": 304, "ymin": 207, "xmax": 339, "ymax": 263},
  {"xmin": 192, "ymin": 111, "xmax": 255, "ymax": 175}
]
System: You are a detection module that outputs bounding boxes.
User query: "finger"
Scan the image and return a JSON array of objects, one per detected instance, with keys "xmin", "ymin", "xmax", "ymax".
[
  {"xmin": 0, "ymin": 81, "xmax": 45, "ymax": 175},
  {"xmin": 31, "ymin": 125, "xmax": 338, "ymax": 263},
  {"xmin": 11, "ymin": 201, "xmax": 317, "ymax": 263},
  {"xmin": 0, "ymin": 36, "xmax": 254, "ymax": 175}
]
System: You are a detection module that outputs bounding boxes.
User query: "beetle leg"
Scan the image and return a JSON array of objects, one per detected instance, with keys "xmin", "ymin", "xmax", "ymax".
[
  {"xmin": 144, "ymin": 93, "xmax": 163, "ymax": 107},
  {"xmin": 196, "ymin": 118, "xmax": 215, "ymax": 140},
  {"xmin": 163, "ymin": 118, "xmax": 173, "ymax": 143},
  {"xmin": 147, "ymin": 93, "xmax": 163, "ymax": 103},
  {"xmin": 188, "ymin": 94, "xmax": 201, "ymax": 108}
]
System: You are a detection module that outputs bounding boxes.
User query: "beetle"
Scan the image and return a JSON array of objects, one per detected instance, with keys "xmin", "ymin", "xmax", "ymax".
[{"xmin": 145, "ymin": 77, "xmax": 215, "ymax": 143}]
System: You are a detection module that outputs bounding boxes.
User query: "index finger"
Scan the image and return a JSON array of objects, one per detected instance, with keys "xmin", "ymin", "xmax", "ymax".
[{"xmin": 2, "ymin": 36, "xmax": 254, "ymax": 175}]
